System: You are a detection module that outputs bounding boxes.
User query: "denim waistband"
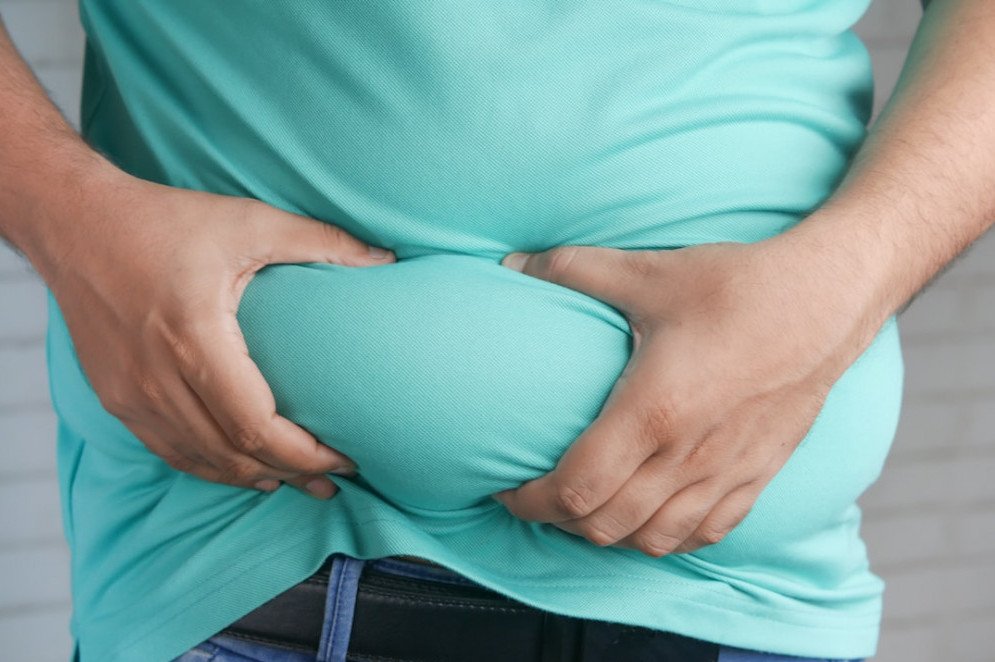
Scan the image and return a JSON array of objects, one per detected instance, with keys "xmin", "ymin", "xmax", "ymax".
[
  {"xmin": 366, "ymin": 555, "xmax": 487, "ymax": 588},
  {"xmin": 203, "ymin": 553, "xmax": 865, "ymax": 662}
]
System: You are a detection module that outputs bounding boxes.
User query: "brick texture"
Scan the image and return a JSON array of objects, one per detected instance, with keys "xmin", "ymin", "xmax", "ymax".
[
  {"xmin": 0, "ymin": 1, "xmax": 991, "ymax": 660},
  {"xmin": 1, "ymin": 1, "xmax": 79, "ymax": 660}
]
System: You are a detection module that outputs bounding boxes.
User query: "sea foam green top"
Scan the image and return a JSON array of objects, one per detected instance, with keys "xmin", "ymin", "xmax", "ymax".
[{"xmin": 49, "ymin": 1, "xmax": 903, "ymax": 660}]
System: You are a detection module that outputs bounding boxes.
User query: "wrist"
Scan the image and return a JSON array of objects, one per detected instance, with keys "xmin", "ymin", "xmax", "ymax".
[
  {"xmin": 4, "ymin": 143, "xmax": 133, "ymax": 287},
  {"xmin": 762, "ymin": 207, "xmax": 900, "ymax": 360}
]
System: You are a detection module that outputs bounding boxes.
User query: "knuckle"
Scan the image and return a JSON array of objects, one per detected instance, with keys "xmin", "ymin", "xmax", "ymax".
[
  {"xmin": 734, "ymin": 437, "xmax": 769, "ymax": 468},
  {"xmin": 136, "ymin": 374, "xmax": 164, "ymax": 406},
  {"xmin": 180, "ymin": 312, "xmax": 221, "ymax": 342},
  {"xmin": 543, "ymin": 246, "xmax": 580, "ymax": 281},
  {"xmin": 98, "ymin": 386, "xmax": 134, "ymax": 418},
  {"xmin": 164, "ymin": 327, "xmax": 200, "ymax": 368},
  {"xmin": 319, "ymin": 221, "xmax": 350, "ymax": 248},
  {"xmin": 555, "ymin": 481, "xmax": 596, "ymax": 519},
  {"xmin": 97, "ymin": 392, "xmax": 122, "ymax": 416},
  {"xmin": 578, "ymin": 517, "xmax": 625, "ymax": 547},
  {"xmin": 697, "ymin": 524, "xmax": 732, "ymax": 546},
  {"xmin": 160, "ymin": 451, "xmax": 196, "ymax": 474},
  {"xmin": 635, "ymin": 531, "xmax": 682, "ymax": 558},
  {"xmin": 216, "ymin": 457, "xmax": 263, "ymax": 485},
  {"xmin": 683, "ymin": 435, "xmax": 714, "ymax": 466},
  {"xmin": 582, "ymin": 527, "xmax": 617, "ymax": 548},
  {"xmin": 638, "ymin": 398, "xmax": 681, "ymax": 450},
  {"xmin": 230, "ymin": 424, "xmax": 266, "ymax": 455}
]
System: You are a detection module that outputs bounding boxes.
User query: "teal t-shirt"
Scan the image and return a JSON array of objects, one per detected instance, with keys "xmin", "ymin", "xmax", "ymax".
[{"xmin": 49, "ymin": 1, "xmax": 904, "ymax": 660}]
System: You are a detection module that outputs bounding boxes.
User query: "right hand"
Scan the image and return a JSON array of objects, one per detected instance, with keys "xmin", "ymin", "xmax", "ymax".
[{"xmin": 42, "ymin": 166, "xmax": 396, "ymax": 499}]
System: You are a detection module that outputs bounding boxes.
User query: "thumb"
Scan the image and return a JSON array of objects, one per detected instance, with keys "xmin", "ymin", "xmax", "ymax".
[
  {"xmin": 252, "ymin": 202, "xmax": 396, "ymax": 267},
  {"xmin": 501, "ymin": 245, "xmax": 649, "ymax": 311}
]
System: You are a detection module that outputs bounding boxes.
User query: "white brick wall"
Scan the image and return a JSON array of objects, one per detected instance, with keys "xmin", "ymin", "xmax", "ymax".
[
  {"xmin": 0, "ymin": 1, "xmax": 82, "ymax": 660},
  {"xmin": 0, "ymin": 1, "xmax": 991, "ymax": 660}
]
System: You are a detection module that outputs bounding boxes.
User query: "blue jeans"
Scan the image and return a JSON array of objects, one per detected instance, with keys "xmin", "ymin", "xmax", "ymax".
[{"xmin": 172, "ymin": 553, "xmax": 866, "ymax": 662}]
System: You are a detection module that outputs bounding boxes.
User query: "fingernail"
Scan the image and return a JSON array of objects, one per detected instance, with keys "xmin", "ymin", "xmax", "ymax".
[
  {"xmin": 306, "ymin": 478, "xmax": 333, "ymax": 498},
  {"xmin": 502, "ymin": 252, "xmax": 528, "ymax": 272},
  {"xmin": 255, "ymin": 479, "xmax": 280, "ymax": 492},
  {"xmin": 368, "ymin": 246, "xmax": 391, "ymax": 259}
]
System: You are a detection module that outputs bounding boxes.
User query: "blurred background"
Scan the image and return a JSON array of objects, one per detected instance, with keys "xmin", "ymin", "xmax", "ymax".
[{"xmin": 1, "ymin": 0, "xmax": 993, "ymax": 660}]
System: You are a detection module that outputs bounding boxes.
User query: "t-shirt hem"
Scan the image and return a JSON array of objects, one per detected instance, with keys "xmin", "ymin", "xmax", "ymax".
[{"xmin": 93, "ymin": 517, "xmax": 880, "ymax": 662}]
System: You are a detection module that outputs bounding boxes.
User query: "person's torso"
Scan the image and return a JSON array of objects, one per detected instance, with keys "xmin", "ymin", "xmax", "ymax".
[{"xmin": 52, "ymin": 3, "xmax": 903, "ymax": 659}]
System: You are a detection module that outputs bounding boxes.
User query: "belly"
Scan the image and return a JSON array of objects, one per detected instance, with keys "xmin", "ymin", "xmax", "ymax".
[
  {"xmin": 73, "ymin": 0, "xmax": 901, "ymax": 561},
  {"xmin": 237, "ymin": 253, "xmax": 631, "ymax": 512},
  {"xmin": 236, "ymin": 251, "xmax": 904, "ymax": 557}
]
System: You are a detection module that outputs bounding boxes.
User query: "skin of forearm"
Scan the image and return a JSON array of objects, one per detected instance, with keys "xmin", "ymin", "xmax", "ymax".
[
  {"xmin": 779, "ymin": 0, "xmax": 995, "ymax": 327},
  {"xmin": 0, "ymin": 18, "xmax": 124, "ymax": 284}
]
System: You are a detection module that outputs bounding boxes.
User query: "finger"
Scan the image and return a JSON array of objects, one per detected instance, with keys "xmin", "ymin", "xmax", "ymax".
[
  {"xmin": 126, "ymin": 383, "xmax": 290, "ymax": 491},
  {"xmin": 614, "ymin": 478, "xmax": 727, "ymax": 558},
  {"xmin": 500, "ymin": 245, "xmax": 657, "ymax": 312},
  {"xmin": 248, "ymin": 201, "xmax": 396, "ymax": 267},
  {"xmin": 672, "ymin": 481, "xmax": 763, "ymax": 554},
  {"xmin": 494, "ymin": 349, "xmax": 673, "ymax": 524},
  {"xmin": 175, "ymin": 316, "xmax": 358, "ymax": 476},
  {"xmin": 122, "ymin": 367, "xmax": 341, "ymax": 497},
  {"xmin": 121, "ymin": 415, "xmax": 219, "ymax": 483},
  {"xmin": 154, "ymin": 370, "xmax": 344, "ymax": 497},
  {"xmin": 165, "ymin": 419, "xmax": 341, "ymax": 498},
  {"xmin": 282, "ymin": 474, "xmax": 341, "ymax": 500},
  {"xmin": 549, "ymin": 453, "xmax": 691, "ymax": 547}
]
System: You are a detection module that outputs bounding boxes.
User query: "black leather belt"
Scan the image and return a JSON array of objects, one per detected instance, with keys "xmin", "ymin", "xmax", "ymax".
[{"xmin": 219, "ymin": 560, "xmax": 721, "ymax": 661}]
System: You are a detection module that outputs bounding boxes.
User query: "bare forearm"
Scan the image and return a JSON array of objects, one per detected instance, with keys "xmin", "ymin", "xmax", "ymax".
[
  {"xmin": 0, "ymin": 17, "xmax": 122, "ymax": 283},
  {"xmin": 780, "ymin": 0, "xmax": 995, "ymax": 325}
]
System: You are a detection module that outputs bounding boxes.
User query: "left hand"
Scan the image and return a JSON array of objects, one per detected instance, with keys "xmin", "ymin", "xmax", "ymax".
[{"xmin": 491, "ymin": 232, "xmax": 885, "ymax": 557}]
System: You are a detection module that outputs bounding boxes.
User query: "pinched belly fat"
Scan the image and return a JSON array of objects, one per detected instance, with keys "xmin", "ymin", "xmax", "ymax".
[
  {"xmin": 236, "ymin": 250, "xmax": 904, "ymax": 560},
  {"xmin": 237, "ymin": 253, "xmax": 631, "ymax": 513}
]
